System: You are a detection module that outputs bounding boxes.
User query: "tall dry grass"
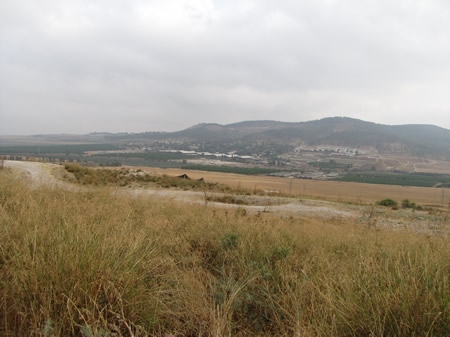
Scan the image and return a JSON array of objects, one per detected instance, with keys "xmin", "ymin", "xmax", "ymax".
[{"xmin": 0, "ymin": 168, "xmax": 448, "ymax": 336}]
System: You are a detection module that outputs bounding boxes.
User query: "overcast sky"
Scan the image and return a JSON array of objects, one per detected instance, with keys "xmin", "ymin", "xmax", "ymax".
[{"xmin": 1, "ymin": 0, "xmax": 450, "ymax": 135}]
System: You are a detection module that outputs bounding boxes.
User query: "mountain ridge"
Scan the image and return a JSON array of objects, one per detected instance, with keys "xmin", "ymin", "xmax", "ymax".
[
  {"xmin": 1, "ymin": 117, "xmax": 449, "ymax": 160},
  {"xmin": 168, "ymin": 117, "xmax": 450, "ymax": 159}
]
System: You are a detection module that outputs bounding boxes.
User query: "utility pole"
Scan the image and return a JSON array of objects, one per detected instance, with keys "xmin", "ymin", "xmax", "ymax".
[{"xmin": 441, "ymin": 188, "xmax": 445, "ymax": 208}]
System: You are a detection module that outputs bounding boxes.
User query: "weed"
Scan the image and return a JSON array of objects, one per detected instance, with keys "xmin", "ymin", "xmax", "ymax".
[
  {"xmin": 271, "ymin": 245, "xmax": 291, "ymax": 261},
  {"xmin": 80, "ymin": 325, "xmax": 110, "ymax": 337},
  {"xmin": 221, "ymin": 232, "xmax": 239, "ymax": 250},
  {"xmin": 43, "ymin": 319, "xmax": 56, "ymax": 337},
  {"xmin": 402, "ymin": 199, "xmax": 417, "ymax": 209}
]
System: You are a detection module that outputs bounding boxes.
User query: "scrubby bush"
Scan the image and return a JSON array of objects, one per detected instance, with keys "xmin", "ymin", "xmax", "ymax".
[
  {"xmin": 376, "ymin": 198, "xmax": 398, "ymax": 208},
  {"xmin": 402, "ymin": 199, "xmax": 417, "ymax": 209}
]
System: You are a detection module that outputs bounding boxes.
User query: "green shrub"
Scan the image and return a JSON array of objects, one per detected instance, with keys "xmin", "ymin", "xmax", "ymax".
[
  {"xmin": 376, "ymin": 198, "xmax": 398, "ymax": 208},
  {"xmin": 402, "ymin": 199, "xmax": 417, "ymax": 209}
]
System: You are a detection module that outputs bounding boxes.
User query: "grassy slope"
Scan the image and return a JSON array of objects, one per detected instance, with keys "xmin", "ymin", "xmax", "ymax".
[
  {"xmin": 0, "ymin": 168, "xmax": 448, "ymax": 336},
  {"xmin": 63, "ymin": 164, "xmax": 234, "ymax": 192}
]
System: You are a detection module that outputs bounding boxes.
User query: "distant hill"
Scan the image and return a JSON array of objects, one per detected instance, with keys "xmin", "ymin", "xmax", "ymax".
[
  {"xmin": 1, "ymin": 117, "xmax": 449, "ymax": 160},
  {"xmin": 142, "ymin": 117, "xmax": 450, "ymax": 159}
]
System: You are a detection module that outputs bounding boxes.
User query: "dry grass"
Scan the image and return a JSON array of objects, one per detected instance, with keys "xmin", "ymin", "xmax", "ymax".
[
  {"xmin": 63, "ymin": 164, "xmax": 233, "ymax": 192},
  {"xmin": 136, "ymin": 166, "xmax": 448, "ymax": 206},
  {"xmin": 205, "ymin": 195, "xmax": 286, "ymax": 206},
  {"xmin": 0, "ymin": 168, "xmax": 448, "ymax": 336}
]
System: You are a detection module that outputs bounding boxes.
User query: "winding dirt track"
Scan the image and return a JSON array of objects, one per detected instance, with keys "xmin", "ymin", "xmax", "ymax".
[
  {"xmin": 5, "ymin": 160, "xmax": 75, "ymax": 189},
  {"xmin": 5, "ymin": 160, "xmax": 360, "ymax": 219}
]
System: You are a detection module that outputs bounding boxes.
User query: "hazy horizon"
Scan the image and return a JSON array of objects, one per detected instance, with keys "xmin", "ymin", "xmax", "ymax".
[
  {"xmin": 1, "ymin": 116, "xmax": 449, "ymax": 137},
  {"xmin": 2, "ymin": 1, "xmax": 450, "ymax": 135}
]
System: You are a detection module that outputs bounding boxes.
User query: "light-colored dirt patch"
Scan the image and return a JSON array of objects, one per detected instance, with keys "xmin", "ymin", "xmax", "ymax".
[
  {"xmin": 126, "ymin": 187, "xmax": 359, "ymax": 218},
  {"xmin": 5, "ymin": 160, "xmax": 75, "ymax": 190}
]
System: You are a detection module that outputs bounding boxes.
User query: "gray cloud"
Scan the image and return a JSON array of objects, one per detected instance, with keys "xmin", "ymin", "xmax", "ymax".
[{"xmin": 1, "ymin": 0, "xmax": 450, "ymax": 134}]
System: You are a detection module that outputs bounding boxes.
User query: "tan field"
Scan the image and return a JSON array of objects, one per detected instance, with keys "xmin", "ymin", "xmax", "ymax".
[{"xmin": 134, "ymin": 166, "xmax": 449, "ymax": 206}]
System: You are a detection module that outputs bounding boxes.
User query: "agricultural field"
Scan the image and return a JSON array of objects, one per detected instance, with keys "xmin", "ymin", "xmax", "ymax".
[
  {"xmin": 335, "ymin": 171, "xmax": 450, "ymax": 188},
  {"xmin": 0, "ymin": 144, "xmax": 119, "ymax": 155},
  {"xmin": 132, "ymin": 166, "xmax": 450, "ymax": 207},
  {"xmin": 181, "ymin": 164, "xmax": 282, "ymax": 175}
]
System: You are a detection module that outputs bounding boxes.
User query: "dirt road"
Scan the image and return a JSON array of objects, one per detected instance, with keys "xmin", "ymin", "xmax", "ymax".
[{"xmin": 5, "ymin": 160, "xmax": 77, "ymax": 190}]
